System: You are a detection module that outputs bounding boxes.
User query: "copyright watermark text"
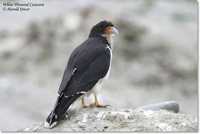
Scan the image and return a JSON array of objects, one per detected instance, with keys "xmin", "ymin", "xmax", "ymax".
[{"xmin": 2, "ymin": 2, "xmax": 44, "ymax": 11}]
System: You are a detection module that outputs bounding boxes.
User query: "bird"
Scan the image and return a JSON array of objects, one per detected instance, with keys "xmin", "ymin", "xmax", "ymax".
[{"xmin": 44, "ymin": 20, "xmax": 118, "ymax": 128}]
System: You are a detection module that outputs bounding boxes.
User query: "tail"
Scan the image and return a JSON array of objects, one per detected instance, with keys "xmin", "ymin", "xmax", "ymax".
[{"xmin": 44, "ymin": 93, "xmax": 81, "ymax": 128}]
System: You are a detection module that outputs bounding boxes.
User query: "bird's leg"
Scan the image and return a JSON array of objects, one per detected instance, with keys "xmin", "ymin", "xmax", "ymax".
[
  {"xmin": 81, "ymin": 98, "xmax": 88, "ymax": 108},
  {"xmin": 89, "ymin": 94, "xmax": 110, "ymax": 108}
]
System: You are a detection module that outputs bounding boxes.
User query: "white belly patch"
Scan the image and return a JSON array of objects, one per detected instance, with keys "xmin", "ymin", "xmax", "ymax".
[{"xmin": 92, "ymin": 79, "xmax": 103, "ymax": 95}]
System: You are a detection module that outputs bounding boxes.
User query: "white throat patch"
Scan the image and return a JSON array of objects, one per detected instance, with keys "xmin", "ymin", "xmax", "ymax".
[{"xmin": 102, "ymin": 34, "xmax": 114, "ymax": 49}]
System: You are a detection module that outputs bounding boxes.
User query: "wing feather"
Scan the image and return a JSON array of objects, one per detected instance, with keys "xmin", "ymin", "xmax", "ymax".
[{"xmin": 58, "ymin": 38, "xmax": 111, "ymax": 95}]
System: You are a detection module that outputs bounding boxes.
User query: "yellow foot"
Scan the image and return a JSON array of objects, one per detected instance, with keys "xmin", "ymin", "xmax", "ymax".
[
  {"xmin": 89, "ymin": 103, "xmax": 110, "ymax": 108},
  {"xmin": 89, "ymin": 94, "xmax": 110, "ymax": 108},
  {"xmin": 82, "ymin": 105, "xmax": 89, "ymax": 108},
  {"xmin": 81, "ymin": 98, "xmax": 89, "ymax": 108}
]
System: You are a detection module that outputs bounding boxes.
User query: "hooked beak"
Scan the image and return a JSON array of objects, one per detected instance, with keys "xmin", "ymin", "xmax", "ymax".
[{"xmin": 111, "ymin": 27, "xmax": 118, "ymax": 36}]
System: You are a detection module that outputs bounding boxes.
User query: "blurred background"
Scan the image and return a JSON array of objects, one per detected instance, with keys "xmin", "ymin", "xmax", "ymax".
[{"xmin": 0, "ymin": 0, "xmax": 197, "ymax": 131}]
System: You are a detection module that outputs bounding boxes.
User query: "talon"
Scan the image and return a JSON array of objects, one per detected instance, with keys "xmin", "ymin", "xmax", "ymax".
[
  {"xmin": 89, "ymin": 103, "xmax": 110, "ymax": 108},
  {"xmin": 82, "ymin": 105, "xmax": 89, "ymax": 108},
  {"xmin": 88, "ymin": 94, "xmax": 110, "ymax": 108}
]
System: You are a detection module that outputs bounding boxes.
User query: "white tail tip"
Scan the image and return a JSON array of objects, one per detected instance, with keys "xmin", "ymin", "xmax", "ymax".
[{"xmin": 44, "ymin": 121, "xmax": 57, "ymax": 129}]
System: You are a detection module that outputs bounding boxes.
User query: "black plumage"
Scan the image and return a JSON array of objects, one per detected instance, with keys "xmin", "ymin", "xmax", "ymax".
[
  {"xmin": 44, "ymin": 20, "xmax": 118, "ymax": 128},
  {"xmin": 58, "ymin": 37, "xmax": 111, "ymax": 95}
]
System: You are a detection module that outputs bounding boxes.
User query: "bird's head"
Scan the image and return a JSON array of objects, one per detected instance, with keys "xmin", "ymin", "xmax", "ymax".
[{"xmin": 89, "ymin": 20, "xmax": 118, "ymax": 38}]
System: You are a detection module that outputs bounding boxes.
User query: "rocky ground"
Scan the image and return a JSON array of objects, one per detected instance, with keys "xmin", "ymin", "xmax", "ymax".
[{"xmin": 18, "ymin": 108, "xmax": 197, "ymax": 132}]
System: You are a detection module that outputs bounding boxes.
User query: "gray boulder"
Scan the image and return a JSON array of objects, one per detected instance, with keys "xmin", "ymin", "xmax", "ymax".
[{"xmin": 18, "ymin": 103, "xmax": 197, "ymax": 132}]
